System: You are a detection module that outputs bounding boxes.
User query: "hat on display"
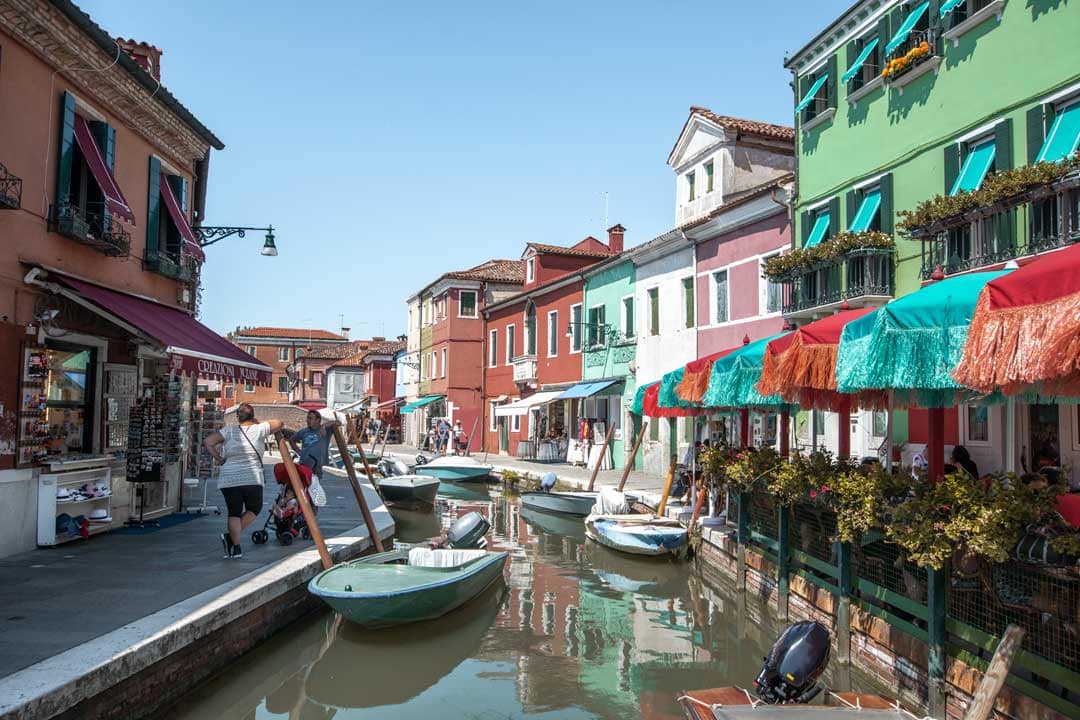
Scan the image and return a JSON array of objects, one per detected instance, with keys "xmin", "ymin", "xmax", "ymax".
[
  {"xmin": 56, "ymin": 487, "xmax": 72, "ymax": 500},
  {"xmin": 89, "ymin": 508, "xmax": 111, "ymax": 522}
]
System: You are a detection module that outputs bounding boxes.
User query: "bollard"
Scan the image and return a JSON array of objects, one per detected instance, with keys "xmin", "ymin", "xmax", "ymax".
[{"xmin": 927, "ymin": 566, "xmax": 947, "ymax": 719}]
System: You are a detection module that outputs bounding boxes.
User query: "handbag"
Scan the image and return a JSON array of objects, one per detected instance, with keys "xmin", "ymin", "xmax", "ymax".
[{"xmin": 309, "ymin": 477, "xmax": 328, "ymax": 507}]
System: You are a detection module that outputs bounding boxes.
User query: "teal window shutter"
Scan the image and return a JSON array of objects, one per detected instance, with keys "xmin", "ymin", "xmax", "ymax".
[
  {"xmin": 885, "ymin": 0, "xmax": 930, "ymax": 55},
  {"xmin": 795, "ymin": 74, "xmax": 828, "ymax": 113},
  {"xmin": 1036, "ymin": 101, "xmax": 1080, "ymax": 164},
  {"xmin": 878, "ymin": 174, "xmax": 894, "ymax": 235},
  {"xmin": 805, "ymin": 210, "xmax": 831, "ymax": 248},
  {"xmin": 56, "ymin": 92, "xmax": 76, "ymax": 208},
  {"xmin": 146, "ymin": 157, "xmax": 161, "ymax": 258},
  {"xmin": 846, "ymin": 189, "xmax": 858, "ymax": 227},
  {"xmin": 949, "ymin": 140, "xmax": 996, "ymax": 195},
  {"xmin": 90, "ymin": 122, "xmax": 116, "ymax": 170},
  {"xmin": 800, "ymin": 210, "xmax": 811, "ymax": 244},
  {"xmin": 848, "ymin": 189, "xmax": 882, "ymax": 232},
  {"xmin": 994, "ymin": 118, "xmax": 1013, "ymax": 172},
  {"xmin": 842, "ymin": 38, "xmax": 879, "ymax": 84}
]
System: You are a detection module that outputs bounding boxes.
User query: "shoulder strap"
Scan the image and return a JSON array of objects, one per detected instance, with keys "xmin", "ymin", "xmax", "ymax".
[{"xmin": 238, "ymin": 423, "xmax": 263, "ymax": 457}]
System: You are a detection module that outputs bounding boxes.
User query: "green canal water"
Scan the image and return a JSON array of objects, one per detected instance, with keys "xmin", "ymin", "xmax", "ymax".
[{"xmin": 163, "ymin": 484, "xmax": 859, "ymax": 720}]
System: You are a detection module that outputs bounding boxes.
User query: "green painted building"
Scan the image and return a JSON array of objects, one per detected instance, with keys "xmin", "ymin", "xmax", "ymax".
[{"xmin": 582, "ymin": 255, "xmax": 639, "ymax": 470}]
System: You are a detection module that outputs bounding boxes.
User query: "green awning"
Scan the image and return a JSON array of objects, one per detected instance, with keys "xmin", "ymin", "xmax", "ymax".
[
  {"xmin": 804, "ymin": 210, "xmax": 830, "ymax": 248},
  {"xmin": 848, "ymin": 189, "xmax": 882, "ymax": 232},
  {"xmin": 885, "ymin": 0, "xmax": 930, "ymax": 55},
  {"xmin": 842, "ymin": 38, "xmax": 879, "ymax": 84},
  {"xmin": 949, "ymin": 139, "xmax": 996, "ymax": 195},
  {"xmin": 399, "ymin": 395, "xmax": 444, "ymax": 414},
  {"xmin": 939, "ymin": 0, "xmax": 964, "ymax": 17},
  {"xmin": 701, "ymin": 333, "xmax": 794, "ymax": 410},
  {"xmin": 1036, "ymin": 101, "xmax": 1080, "ymax": 164},
  {"xmin": 795, "ymin": 74, "xmax": 828, "ymax": 113}
]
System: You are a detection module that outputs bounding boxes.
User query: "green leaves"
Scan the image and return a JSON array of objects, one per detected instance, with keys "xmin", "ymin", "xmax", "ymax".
[{"xmin": 762, "ymin": 230, "xmax": 894, "ymax": 281}]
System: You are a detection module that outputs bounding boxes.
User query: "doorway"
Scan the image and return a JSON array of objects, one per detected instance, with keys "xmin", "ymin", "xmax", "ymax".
[
  {"xmin": 1027, "ymin": 404, "xmax": 1060, "ymax": 473},
  {"xmin": 498, "ymin": 417, "xmax": 509, "ymax": 454}
]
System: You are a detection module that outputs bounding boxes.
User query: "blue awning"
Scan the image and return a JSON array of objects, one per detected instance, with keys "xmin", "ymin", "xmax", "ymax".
[
  {"xmin": 1036, "ymin": 101, "xmax": 1080, "ymax": 164},
  {"xmin": 842, "ymin": 38, "xmax": 879, "ymax": 84},
  {"xmin": 795, "ymin": 74, "xmax": 828, "ymax": 113},
  {"xmin": 554, "ymin": 380, "xmax": 618, "ymax": 401},
  {"xmin": 848, "ymin": 189, "xmax": 882, "ymax": 232},
  {"xmin": 805, "ymin": 211, "xmax": 831, "ymax": 248},
  {"xmin": 950, "ymin": 140, "xmax": 996, "ymax": 195},
  {"xmin": 939, "ymin": 0, "xmax": 964, "ymax": 17},
  {"xmin": 885, "ymin": 0, "xmax": 930, "ymax": 55},
  {"xmin": 400, "ymin": 395, "xmax": 444, "ymax": 414}
]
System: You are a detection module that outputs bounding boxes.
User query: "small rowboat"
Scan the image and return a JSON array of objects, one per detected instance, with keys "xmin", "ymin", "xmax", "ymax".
[
  {"xmin": 309, "ymin": 547, "xmax": 508, "ymax": 628},
  {"xmin": 377, "ymin": 475, "xmax": 440, "ymax": 508},
  {"xmin": 585, "ymin": 514, "xmax": 688, "ymax": 557},
  {"xmin": 414, "ymin": 456, "xmax": 492, "ymax": 482},
  {"xmin": 519, "ymin": 490, "xmax": 597, "ymax": 516},
  {"xmin": 679, "ymin": 688, "xmax": 915, "ymax": 719}
]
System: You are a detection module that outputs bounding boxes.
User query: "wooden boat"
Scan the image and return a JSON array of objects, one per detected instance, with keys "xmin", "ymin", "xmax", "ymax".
[
  {"xmin": 519, "ymin": 490, "xmax": 597, "ymax": 516},
  {"xmin": 414, "ymin": 455, "xmax": 492, "ymax": 482},
  {"xmin": 679, "ymin": 688, "xmax": 915, "ymax": 719},
  {"xmin": 376, "ymin": 474, "xmax": 440, "ymax": 508},
  {"xmin": 585, "ymin": 513, "xmax": 688, "ymax": 557},
  {"xmin": 520, "ymin": 505, "xmax": 587, "ymax": 542},
  {"xmin": 308, "ymin": 547, "xmax": 507, "ymax": 628}
]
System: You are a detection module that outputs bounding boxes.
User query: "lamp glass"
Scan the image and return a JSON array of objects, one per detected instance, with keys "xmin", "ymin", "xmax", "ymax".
[{"xmin": 261, "ymin": 231, "xmax": 278, "ymax": 257}]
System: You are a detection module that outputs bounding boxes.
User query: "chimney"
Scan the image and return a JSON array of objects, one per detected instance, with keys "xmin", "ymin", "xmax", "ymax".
[
  {"xmin": 372, "ymin": 336, "xmax": 386, "ymax": 342},
  {"xmin": 115, "ymin": 38, "xmax": 162, "ymax": 81},
  {"xmin": 340, "ymin": 326, "xmax": 350, "ymax": 339},
  {"xmin": 607, "ymin": 224, "xmax": 626, "ymax": 254}
]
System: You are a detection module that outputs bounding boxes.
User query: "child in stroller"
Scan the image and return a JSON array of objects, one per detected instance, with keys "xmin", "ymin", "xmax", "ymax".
[{"xmin": 251, "ymin": 462, "xmax": 315, "ymax": 546}]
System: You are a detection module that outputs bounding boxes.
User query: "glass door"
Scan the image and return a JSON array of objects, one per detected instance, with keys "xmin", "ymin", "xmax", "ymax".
[
  {"xmin": 44, "ymin": 342, "xmax": 97, "ymax": 458},
  {"xmin": 1028, "ymin": 404, "xmax": 1060, "ymax": 474}
]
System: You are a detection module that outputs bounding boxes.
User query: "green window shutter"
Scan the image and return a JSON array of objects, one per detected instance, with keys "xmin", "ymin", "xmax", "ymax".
[
  {"xmin": 56, "ymin": 92, "xmax": 76, "ymax": 208},
  {"xmin": 878, "ymin": 173, "xmax": 894, "ymax": 235},
  {"xmin": 994, "ymin": 118, "xmax": 1012, "ymax": 172},
  {"xmin": 146, "ymin": 156, "xmax": 161, "ymax": 258},
  {"xmin": 800, "ymin": 210, "xmax": 811, "ymax": 244},
  {"xmin": 845, "ymin": 41, "xmax": 857, "ymax": 87},
  {"xmin": 1026, "ymin": 104, "xmax": 1054, "ymax": 164},
  {"xmin": 827, "ymin": 196, "xmax": 840, "ymax": 241},
  {"xmin": 845, "ymin": 189, "xmax": 858, "ymax": 228},
  {"xmin": 798, "ymin": 74, "xmax": 810, "ymax": 122},
  {"xmin": 90, "ymin": 122, "xmax": 116, "ymax": 170},
  {"xmin": 877, "ymin": 15, "xmax": 891, "ymax": 54},
  {"xmin": 826, "ymin": 55, "xmax": 838, "ymax": 109},
  {"xmin": 928, "ymin": 0, "xmax": 944, "ymax": 54},
  {"xmin": 944, "ymin": 144, "xmax": 960, "ymax": 193}
]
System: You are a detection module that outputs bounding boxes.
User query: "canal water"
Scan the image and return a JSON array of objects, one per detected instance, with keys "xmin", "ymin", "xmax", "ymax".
[{"xmin": 164, "ymin": 483, "xmax": 856, "ymax": 720}]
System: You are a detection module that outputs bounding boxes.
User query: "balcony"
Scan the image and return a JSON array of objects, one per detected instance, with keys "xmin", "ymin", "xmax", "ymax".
[
  {"xmin": 781, "ymin": 248, "xmax": 895, "ymax": 320},
  {"xmin": 917, "ymin": 171, "xmax": 1080, "ymax": 279},
  {"xmin": 0, "ymin": 163, "xmax": 22, "ymax": 210},
  {"xmin": 48, "ymin": 201, "xmax": 130, "ymax": 258},
  {"xmin": 882, "ymin": 28, "xmax": 941, "ymax": 92},
  {"xmin": 511, "ymin": 354, "xmax": 537, "ymax": 386},
  {"xmin": 144, "ymin": 252, "xmax": 197, "ymax": 283}
]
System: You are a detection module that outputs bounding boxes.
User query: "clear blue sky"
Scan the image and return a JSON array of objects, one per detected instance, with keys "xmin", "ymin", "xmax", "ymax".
[{"xmin": 80, "ymin": 0, "xmax": 849, "ymax": 339}]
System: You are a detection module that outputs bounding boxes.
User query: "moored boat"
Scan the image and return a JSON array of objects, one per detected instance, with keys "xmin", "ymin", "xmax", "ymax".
[
  {"xmin": 377, "ymin": 475, "xmax": 440, "ymax": 508},
  {"xmin": 585, "ymin": 514, "xmax": 688, "ymax": 557},
  {"xmin": 678, "ymin": 688, "xmax": 914, "ymax": 719},
  {"xmin": 308, "ymin": 547, "xmax": 508, "ymax": 628},
  {"xmin": 414, "ymin": 455, "xmax": 492, "ymax": 482},
  {"xmin": 519, "ymin": 490, "xmax": 597, "ymax": 516}
]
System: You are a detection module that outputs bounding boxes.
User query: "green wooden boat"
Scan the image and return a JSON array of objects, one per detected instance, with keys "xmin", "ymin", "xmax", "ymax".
[{"xmin": 308, "ymin": 547, "xmax": 507, "ymax": 628}]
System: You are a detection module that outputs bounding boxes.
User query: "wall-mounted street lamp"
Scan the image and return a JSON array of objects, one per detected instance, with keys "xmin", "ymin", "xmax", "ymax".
[
  {"xmin": 565, "ymin": 319, "xmax": 620, "ymax": 348},
  {"xmin": 194, "ymin": 225, "xmax": 278, "ymax": 256}
]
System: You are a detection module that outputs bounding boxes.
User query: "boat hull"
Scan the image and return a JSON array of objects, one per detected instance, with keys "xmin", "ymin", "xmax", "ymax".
[
  {"xmin": 378, "ymin": 475, "xmax": 440, "ymax": 508},
  {"xmin": 309, "ymin": 549, "xmax": 508, "ymax": 628},
  {"xmin": 414, "ymin": 465, "xmax": 491, "ymax": 482},
  {"xmin": 520, "ymin": 491, "xmax": 597, "ymax": 517},
  {"xmin": 585, "ymin": 516, "xmax": 688, "ymax": 557}
]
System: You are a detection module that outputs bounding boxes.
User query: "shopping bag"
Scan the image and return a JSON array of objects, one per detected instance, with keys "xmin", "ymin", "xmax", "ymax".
[{"xmin": 309, "ymin": 476, "xmax": 328, "ymax": 507}]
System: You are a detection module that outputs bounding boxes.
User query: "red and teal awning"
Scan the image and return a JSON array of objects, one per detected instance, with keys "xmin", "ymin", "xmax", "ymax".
[{"xmin": 701, "ymin": 332, "xmax": 794, "ymax": 410}]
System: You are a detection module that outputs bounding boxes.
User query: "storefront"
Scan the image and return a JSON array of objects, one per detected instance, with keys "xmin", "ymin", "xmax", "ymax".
[
  {"xmin": 3, "ymin": 268, "xmax": 272, "ymax": 556},
  {"xmin": 552, "ymin": 380, "xmax": 622, "ymax": 469},
  {"xmin": 400, "ymin": 394, "xmax": 445, "ymax": 450}
]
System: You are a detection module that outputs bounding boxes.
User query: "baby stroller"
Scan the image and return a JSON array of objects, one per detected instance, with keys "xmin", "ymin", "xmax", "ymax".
[{"xmin": 251, "ymin": 462, "xmax": 315, "ymax": 546}]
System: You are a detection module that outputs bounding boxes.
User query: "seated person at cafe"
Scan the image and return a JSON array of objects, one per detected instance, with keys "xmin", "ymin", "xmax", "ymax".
[
  {"xmin": 944, "ymin": 444, "xmax": 979, "ymax": 482},
  {"xmin": 1022, "ymin": 472, "xmax": 1080, "ymax": 529}
]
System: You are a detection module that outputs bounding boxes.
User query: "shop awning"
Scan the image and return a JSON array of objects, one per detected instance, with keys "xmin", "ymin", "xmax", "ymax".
[
  {"xmin": 553, "ymin": 380, "xmax": 618, "ymax": 400},
  {"xmin": 73, "ymin": 116, "xmax": 135, "ymax": 224},
  {"xmin": 375, "ymin": 397, "xmax": 405, "ymax": 410},
  {"xmin": 673, "ymin": 348, "xmax": 739, "ymax": 404},
  {"xmin": 159, "ymin": 174, "xmax": 205, "ymax": 263},
  {"xmin": 1036, "ymin": 101, "xmax": 1080, "ymax": 164},
  {"xmin": 848, "ymin": 189, "xmax": 882, "ymax": 232},
  {"xmin": 795, "ymin": 74, "xmax": 828, "ymax": 113},
  {"xmin": 44, "ymin": 271, "xmax": 272, "ymax": 385},
  {"xmin": 494, "ymin": 390, "xmax": 563, "ymax": 417},
  {"xmin": 842, "ymin": 37, "xmax": 879, "ymax": 84},
  {"xmin": 804, "ymin": 210, "xmax": 830, "ymax": 248},
  {"xmin": 885, "ymin": 0, "xmax": 930, "ymax": 55},
  {"xmin": 400, "ymin": 395, "xmax": 444, "ymax": 414},
  {"xmin": 949, "ymin": 139, "xmax": 996, "ymax": 195},
  {"xmin": 939, "ymin": 0, "xmax": 964, "ymax": 17},
  {"xmin": 702, "ymin": 333, "xmax": 794, "ymax": 410}
]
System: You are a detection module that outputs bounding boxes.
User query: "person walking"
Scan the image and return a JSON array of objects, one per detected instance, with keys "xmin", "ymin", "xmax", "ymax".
[
  {"xmin": 452, "ymin": 420, "xmax": 464, "ymax": 455},
  {"xmin": 289, "ymin": 410, "xmax": 341, "ymax": 485},
  {"xmin": 204, "ymin": 403, "xmax": 284, "ymax": 558},
  {"xmin": 437, "ymin": 417, "xmax": 451, "ymax": 454}
]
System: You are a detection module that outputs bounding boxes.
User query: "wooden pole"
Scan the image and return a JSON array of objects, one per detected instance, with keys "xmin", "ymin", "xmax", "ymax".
[
  {"xmin": 275, "ymin": 435, "xmax": 333, "ymax": 570},
  {"xmin": 379, "ymin": 422, "xmax": 391, "ymax": 457},
  {"xmin": 617, "ymin": 420, "xmax": 648, "ymax": 492},
  {"xmin": 779, "ymin": 409, "xmax": 790, "ymax": 458},
  {"xmin": 928, "ymin": 406, "xmax": 945, "ymax": 482},
  {"xmin": 586, "ymin": 421, "xmax": 617, "ymax": 492},
  {"xmin": 964, "ymin": 625, "xmax": 1025, "ymax": 720},
  {"xmin": 739, "ymin": 408, "xmax": 750, "ymax": 448},
  {"xmin": 687, "ymin": 477, "xmax": 708, "ymax": 528},
  {"xmin": 332, "ymin": 426, "xmax": 384, "ymax": 553},
  {"xmin": 838, "ymin": 398, "xmax": 852, "ymax": 459},
  {"xmin": 352, "ymin": 417, "xmax": 380, "ymax": 486},
  {"xmin": 656, "ymin": 454, "xmax": 678, "ymax": 516},
  {"xmin": 465, "ymin": 416, "xmax": 479, "ymax": 456}
]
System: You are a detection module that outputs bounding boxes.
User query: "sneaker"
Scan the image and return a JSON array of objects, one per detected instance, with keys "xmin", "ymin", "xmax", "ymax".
[
  {"xmin": 230, "ymin": 544, "xmax": 243, "ymax": 559},
  {"xmin": 220, "ymin": 532, "xmax": 231, "ymax": 558}
]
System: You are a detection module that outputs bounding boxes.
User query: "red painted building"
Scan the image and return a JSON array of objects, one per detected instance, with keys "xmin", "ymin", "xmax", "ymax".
[{"xmin": 482, "ymin": 229, "xmax": 623, "ymax": 456}]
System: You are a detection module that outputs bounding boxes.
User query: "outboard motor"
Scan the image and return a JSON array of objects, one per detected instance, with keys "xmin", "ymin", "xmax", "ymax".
[
  {"xmin": 447, "ymin": 511, "xmax": 490, "ymax": 549},
  {"xmin": 539, "ymin": 472, "xmax": 557, "ymax": 492},
  {"xmin": 415, "ymin": 454, "xmax": 429, "ymax": 466},
  {"xmin": 377, "ymin": 458, "xmax": 410, "ymax": 477},
  {"xmin": 754, "ymin": 621, "xmax": 830, "ymax": 704}
]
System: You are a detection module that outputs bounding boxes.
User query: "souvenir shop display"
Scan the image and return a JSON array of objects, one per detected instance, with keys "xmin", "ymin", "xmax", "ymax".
[
  {"xmin": 126, "ymin": 375, "xmax": 181, "ymax": 484},
  {"xmin": 17, "ymin": 344, "xmax": 51, "ymax": 467}
]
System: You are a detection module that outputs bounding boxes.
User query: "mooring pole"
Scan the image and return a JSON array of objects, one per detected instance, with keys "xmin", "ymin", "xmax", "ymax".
[
  {"xmin": 656, "ymin": 454, "xmax": 678, "ymax": 516},
  {"xmin": 352, "ymin": 417, "xmax": 380, "ymax": 487},
  {"xmin": 332, "ymin": 426, "xmax": 384, "ymax": 553},
  {"xmin": 618, "ymin": 421, "xmax": 648, "ymax": 492},
  {"xmin": 276, "ymin": 435, "xmax": 332, "ymax": 570},
  {"xmin": 587, "ymin": 421, "xmax": 617, "ymax": 492}
]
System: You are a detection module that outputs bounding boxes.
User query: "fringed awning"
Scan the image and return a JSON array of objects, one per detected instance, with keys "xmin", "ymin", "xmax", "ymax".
[
  {"xmin": 758, "ymin": 308, "xmax": 887, "ymax": 411},
  {"xmin": 953, "ymin": 243, "xmax": 1080, "ymax": 397},
  {"xmin": 674, "ymin": 348, "xmax": 738, "ymax": 404},
  {"xmin": 836, "ymin": 271, "xmax": 1010, "ymax": 408},
  {"xmin": 630, "ymin": 382, "xmax": 649, "ymax": 415},
  {"xmin": 659, "ymin": 367, "xmax": 700, "ymax": 411},
  {"xmin": 642, "ymin": 381, "xmax": 705, "ymax": 418},
  {"xmin": 701, "ymin": 333, "xmax": 795, "ymax": 410}
]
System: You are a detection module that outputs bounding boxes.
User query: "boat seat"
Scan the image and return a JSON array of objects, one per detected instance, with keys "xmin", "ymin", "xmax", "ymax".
[{"xmin": 407, "ymin": 547, "xmax": 487, "ymax": 568}]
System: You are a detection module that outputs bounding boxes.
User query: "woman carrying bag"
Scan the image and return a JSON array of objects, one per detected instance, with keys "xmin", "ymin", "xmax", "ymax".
[{"xmin": 204, "ymin": 403, "xmax": 284, "ymax": 559}]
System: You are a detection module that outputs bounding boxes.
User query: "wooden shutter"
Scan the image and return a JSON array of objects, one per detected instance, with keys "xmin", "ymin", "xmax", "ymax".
[
  {"xmin": 827, "ymin": 196, "xmax": 841, "ymax": 241},
  {"xmin": 146, "ymin": 156, "xmax": 161, "ymax": 257},
  {"xmin": 798, "ymin": 74, "xmax": 810, "ymax": 124},
  {"xmin": 928, "ymin": 0, "xmax": 944, "ymax": 54},
  {"xmin": 878, "ymin": 173, "xmax": 894, "ymax": 236},
  {"xmin": 827, "ymin": 55, "xmax": 839, "ymax": 109},
  {"xmin": 846, "ymin": 190, "xmax": 858, "ymax": 230},
  {"xmin": 944, "ymin": 144, "xmax": 960, "ymax": 193},
  {"xmin": 1026, "ymin": 104, "xmax": 1054, "ymax": 164},
  {"xmin": 56, "ymin": 92, "xmax": 76, "ymax": 209},
  {"xmin": 90, "ymin": 121, "xmax": 115, "ymax": 170},
  {"xmin": 878, "ymin": 14, "xmax": 891, "ymax": 55},
  {"xmin": 994, "ymin": 118, "xmax": 1013, "ymax": 172},
  {"xmin": 801, "ymin": 210, "xmax": 811, "ymax": 244},
  {"xmin": 846, "ymin": 41, "xmax": 857, "ymax": 90}
]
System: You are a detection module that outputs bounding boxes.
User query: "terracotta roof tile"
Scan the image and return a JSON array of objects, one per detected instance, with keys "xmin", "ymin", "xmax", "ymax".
[
  {"xmin": 238, "ymin": 327, "xmax": 347, "ymax": 341},
  {"xmin": 444, "ymin": 259, "xmax": 524, "ymax": 283},
  {"xmin": 302, "ymin": 340, "xmax": 370, "ymax": 360},
  {"xmin": 526, "ymin": 243, "xmax": 614, "ymax": 259},
  {"xmin": 331, "ymin": 339, "xmax": 406, "ymax": 368},
  {"xmin": 689, "ymin": 106, "xmax": 795, "ymax": 142}
]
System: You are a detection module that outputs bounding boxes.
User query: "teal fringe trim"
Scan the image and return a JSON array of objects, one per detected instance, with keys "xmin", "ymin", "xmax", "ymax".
[
  {"xmin": 659, "ymin": 368, "xmax": 698, "ymax": 409},
  {"xmin": 703, "ymin": 363, "xmax": 792, "ymax": 410},
  {"xmin": 630, "ymin": 383, "xmax": 648, "ymax": 415},
  {"xmin": 837, "ymin": 324, "xmax": 970, "ymax": 395}
]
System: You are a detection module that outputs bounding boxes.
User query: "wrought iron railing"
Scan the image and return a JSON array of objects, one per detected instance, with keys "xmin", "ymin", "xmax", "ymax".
[
  {"xmin": 48, "ymin": 200, "xmax": 130, "ymax": 257},
  {"xmin": 144, "ymin": 252, "xmax": 196, "ymax": 282},
  {"xmin": 886, "ymin": 26, "xmax": 939, "ymax": 67},
  {"xmin": 0, "ymin": 162, "xmax": 22, "ymax": 210},
  {"xmin": 781, "ymin": 249, "xmax": 894, "ymax": 315}
]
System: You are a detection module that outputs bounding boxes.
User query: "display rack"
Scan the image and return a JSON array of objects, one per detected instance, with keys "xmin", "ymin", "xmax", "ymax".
[
  {"xmin": 17, "ymin": 344, "xmax": 50, "ymax": 467},
  {"xmin": 37, "ymin": 462, "xmax": 113, "ymax": 546}
]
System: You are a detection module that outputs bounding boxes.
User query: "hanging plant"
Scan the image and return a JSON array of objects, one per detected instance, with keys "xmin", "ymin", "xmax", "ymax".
[
  {"xmin": 831, "ymin": 463, "xmax": 914, "ymax": 543},
  {"xmin": 762, "ymin": 230, "xmax": 893, "ymax": 281},
  {"xmin": 881, "ymin": 41, "xmax": 931, "ymax": 81},
  {"xmin": 699, "ymin": 444, "xmax": 739, "ymax": 491},
  {"xmin": 726, "ymin": 446, "xmax": 784, "ymax": 494}
]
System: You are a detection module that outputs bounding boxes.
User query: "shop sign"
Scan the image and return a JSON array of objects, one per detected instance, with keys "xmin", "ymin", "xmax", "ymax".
[{"xmin": 170, "ymin": 354, "xmax": 273, "ymax": 386}]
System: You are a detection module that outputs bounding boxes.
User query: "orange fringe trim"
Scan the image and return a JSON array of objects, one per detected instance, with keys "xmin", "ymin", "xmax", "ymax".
[
  {"xmin": 675, "ymin": 364, "xmax": 715, "ymax": 404},
  {"xmin": 758, "ymin": 334, "xmax": 888, "ymax": 410},
  {"xmin": 952, "ymin": 287, "xmax": 1080, "ymax": 394}
]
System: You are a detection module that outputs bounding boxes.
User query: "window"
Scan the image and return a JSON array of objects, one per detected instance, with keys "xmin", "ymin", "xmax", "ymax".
[
  {"xmin": 277, "ymin": 376, "xmax": 287, "ymax": 393},
  {"xmin": 570, "ymin": 304, "xmax": 583, "ymax": 353},
  {"xmin": 506, "ymin": 324, "xmax": 516, "ymax": 362},
  {"xmin": 489, "ymin": 329, "xmax": 498, "ymax": 367},
  {"xmin": 586, "ymin": 305, "xmax": 606, "ymax": 348},
  {"xmin": 1035, "ymin": 99, "xmax": 1080, "ymax": 165},
  {"xmin": 224, "ymin": 385, "xmax": 234, "ymax": 399},
  {"xmin": 705, "ymin": 162, "xmax": 714, "ymax": 193},
  {"xmin": 524, "ymin": 303, "xmax": 537, "ymax": 356},
  {"xmin": 621, "ymin": 296, "xmax": 635, "ymax": 339},
  {"xmin": 713, "ymin": 271, "xmax": 729, "ymax": 324},
  {"xmin": 795, "ymin": 63, "xmax": 833, "ymax": 125},
  {"xmin": 431, "ymin": 352, "xmax": 437, "ymax": 377},
  {"xmin": 813, "ymin": 410, "xmax": 826, "ymax": 436},
  {"xmin": 687, "ymin": 172, "xmax": 696, "ymax": 202},
  {"xmin": 244, "ymin": 383, "xmax": 254, "ymax": 393},
  {"xmin": 761, "ymin": 256, "xmax": 783, "ymax": 314},
  {"xmin": 949, "ymin": 137, "xmax": 996, "ymax": 196},
  {"xmin": 526, "ymin": 257, "xmax": 535, "ymax": 282},
  {"xmin": 512, "ymin": 406, "xmax": 521, "ymax": 433},
  {"xmin": 490, "ymin": 401, "xmax": 498, "ymax": 431},
  {"xmin": 872, "ymin": 411, "xmax": 888, "ymax": 438},
  {"xmin": 805, "ymin": 206, "xmax": 832, "ymax": 248},
  {"xmin": 311, "ymin": 371, "xmax": 324, "ymax": 388},
  {"xmin": 849, "ymin": 186, "xmax": 882, "ymax": 233},
  {"xmin": 547, "ymin": 311, "xmax": 558, "ymax": 357},
  {"xmin": 648, "ymin": 288, "xmax": 659, "ymax": 336},
  {"xmin": 884, "ymin": 1, "xmax": 932, "ymax": 62},
  {"xmin": 966, "ymin": 405, "xmax": 989, "ymax": 443},
  {"xmin": 942, "ymin": 0, "xmax": 996, "ymax": 32},
  {"xmin": 649, "ymin": 419, "xmax": 659, "ymax": 442},
  {"xmin": 459, "ymin": 290, "xmax": 478, "ymax": 318},
  {"xmin": 278, "ymin": 347, "xmax": 289, "ymax": 362},
  {"xmin": 246, "ymin": 345, "xmax": 257, "ymax": 356},
  {"xmin": 682, "ymin": 277, "xmax": 695, "ymax": 329},
  {"xmin": 844, "ymin": 32, "xmax": 882, "ymax": 93}
]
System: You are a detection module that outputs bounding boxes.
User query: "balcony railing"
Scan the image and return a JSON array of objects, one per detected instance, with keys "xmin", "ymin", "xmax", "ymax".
[
  {"xmin": 883, "ymin": 27, "xmax": 940, "ymax": 85},
  {"xmin": 781, "ymin": 248, "xmax": 894, "ymax": 318},
  {"xmin": 48, "ymin": 200, "xmax": 130, "ymax": 258},
  {"xmin": 511, "ymin": 354, "xmax": 537, "ymax": 385},
  {"xmin": 917, "ymin": 172, "xmax": 1080, "ymax": 279},
  {"xmin": 0, "ymin": 163, "xmax": 22, "ymax": 210},
  {"xmin": 144, "ymin": 252, "xmax": 198, "ymax": 282}
]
